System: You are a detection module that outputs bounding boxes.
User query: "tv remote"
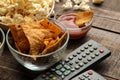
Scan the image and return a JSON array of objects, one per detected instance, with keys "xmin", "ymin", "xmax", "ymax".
[
  {"xmin": 71, "ymin": 70, "xmax": 106, "ymax": 80},
  {"xmin": 34, "ymin": 40, "xmax": 111, "ymax": 80}
]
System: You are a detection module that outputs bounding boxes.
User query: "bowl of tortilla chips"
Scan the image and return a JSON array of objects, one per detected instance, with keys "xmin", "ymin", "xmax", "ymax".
[
  {"xmin": 0, "ymin": 28, "xmax": 5, "ymax": 56},
  {"xmin": 0, "ymin": 0, "xmax": 55, "ymax": 31},
  {"xmin": 6, "ymin": 17, "xmax": 69, "ymax": 71}
]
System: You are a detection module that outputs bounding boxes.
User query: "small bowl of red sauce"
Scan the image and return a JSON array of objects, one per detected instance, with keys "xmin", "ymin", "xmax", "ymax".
[{"xmin": 55, "ymin": 12, "xmax": 93, "ymax": 39}]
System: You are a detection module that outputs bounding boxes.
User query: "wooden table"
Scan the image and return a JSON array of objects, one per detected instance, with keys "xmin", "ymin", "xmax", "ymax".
[{"xmin": 0, "ymin": 0, "xmax": 120, "ymax": 80}]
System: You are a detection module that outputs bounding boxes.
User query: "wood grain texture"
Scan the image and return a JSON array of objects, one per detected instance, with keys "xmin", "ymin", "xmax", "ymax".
[
  {"xmin": 90, "ymin": 0, "xmax": 120, "ymax": 33},
  {"xmin": 0, "ymin": 0, "xmax": 120, "ymax": 80},
  {"xmin": 65, "ymin": 27, "xmax": 120, "ymax": 80}
]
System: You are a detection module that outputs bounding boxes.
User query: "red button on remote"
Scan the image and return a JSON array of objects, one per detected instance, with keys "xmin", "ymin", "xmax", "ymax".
[
  {"xmin": 88, "ymin": 70, "xmax": 93, "ymax": 75},
  {"xmin": 99, "ymin": 49, "xmax": 104, "ymax": 53}
]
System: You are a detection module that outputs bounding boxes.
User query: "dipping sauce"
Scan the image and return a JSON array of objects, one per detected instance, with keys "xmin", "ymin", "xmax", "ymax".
[{"xmin": 57, "ymin": 13, "xmax": 92, "ymax": 39}]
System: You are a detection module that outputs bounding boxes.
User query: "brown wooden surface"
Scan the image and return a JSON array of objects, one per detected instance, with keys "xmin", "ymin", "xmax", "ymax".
[{"xmin": 0, "ymin": 0, "xmax": 120, "ymax": 80}]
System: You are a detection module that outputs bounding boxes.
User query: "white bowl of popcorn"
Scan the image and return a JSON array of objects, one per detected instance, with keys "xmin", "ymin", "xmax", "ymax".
[{"xmin": 0, "ymin": 0, "xmax": 55, "ymax": 31}]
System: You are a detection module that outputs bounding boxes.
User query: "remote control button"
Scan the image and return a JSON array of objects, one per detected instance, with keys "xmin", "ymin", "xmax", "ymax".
[
  {"xmin": 73, "ymin": 54, "xmax": 77, "ymax": 57},
  {"xmin": 95, "ymin": 53, "xmax": 99, "ymax": 56},
  {"xmin": 93, "ymin": 47, "xmax": 98, "ymax": 50},
  {"xmin": 56, "ymin": 64, "xmax": 62, "ymax": 70},
  {"xmin": 91, "ymin": 55, "xmax": 95, "ymax": 59},
  {"xmin": 51, "ymin": 68, "xmax": 56, "ymax": 71},
  {"xmin": 81, "ymin": 48, "xmax": 85, "ymax": 52},
  {"xmin": 64, "ymin": 65, "xmax": 71, "ymax": 70},
  {"xmin": 62, "ymin": 61, "xmax": 65, "ymax": 65},
  {"xmin": 88, "ymin": 43, "xmax": 92, "ymax": 46},
  {"xmin": 75, "ymin": 60, "xmax": 79, "ymax": 64},
  {"xmin": 78, "ymin": 76, "xmax": 85, "ymax": 80},
  {"xmin": 89, "ymin": 49, "xmax": 94, "ymax": 52},
  {"xmin": 55, "ymin": 70, "xmax": 62, "ymax": 76},
  {"xmin": 83, "ymin": 74, "xmax": 89, "ymax": 78},
  {"xmin": 75, "ymin": 65, "xmax": 80, "ymax": 69},
  {"xmin": 71, "ymin": 68, "xmax": 75, "ymax": 72},
  {"xmin": 87, "ymin": 57, "xmax": 92, "ymax": 61},
  {"xmin": 84, "ymin": 46, "xmax": 88, "ymax": 49},
  {"xmin": 78, "ymin": 57, "xmax": 82, "ymax": 60},
  {"xmin": 69, "ymin": 62, "xmax": 73, "ymax": 65},
  {"xmin": 64, "ymin": 70, "xmax": 71, "ymax": 76},
  {"xmin": 82, "ymin": 54, "xmax": 86, "ymax": 58},
  {"xmin": 79, "ymin": 62, "xmax": 84, "ymax": 67},
  {"xmin": 65, "ymin": 58, "xmax": 69, "ymax": 63},
  {"xmin": 68, "ymin": 56, "xmax": 73, "ymax": 60},
  {"xmin": 77, "ymin": 51, "xmax": 81, "ymax": 54},
  {"xmin": 60, "ymin": 68, "xmax": 66, "ymax": 72},
  {"xmin": 86, "ymin": 52, "xmax": 90, "ymax": 55},
  {"xmin": 61, "ymin": 75, "xmax": 65, "ymax": 79},
  {"xmin": 49, "ymin": 74, "xmax": 54, "ymax": 78},
  {"xmin": 99, "ymin": 49, "xmax": 104, "ymax": 53},
  {"xmin": 87, "ymin": 70, "xmax": 93, "ymax": 75},
  {"xmin": 83, "ymin": 60, "xmax": 88, "ymax": 64}
]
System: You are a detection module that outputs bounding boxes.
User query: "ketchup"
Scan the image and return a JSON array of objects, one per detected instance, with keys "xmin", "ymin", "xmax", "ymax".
[{"xmin": 58, "ymin": 13, "xmax": 91, "ymax": 39}]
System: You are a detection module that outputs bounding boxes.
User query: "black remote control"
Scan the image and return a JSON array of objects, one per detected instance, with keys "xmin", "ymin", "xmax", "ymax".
[
  {"xmin": 71, "ymin": 70, "xmax": 106, "ymax": 80},
  {"xmin": 34, "ymin": 40, "xmax": 111, "ymax": 80}
]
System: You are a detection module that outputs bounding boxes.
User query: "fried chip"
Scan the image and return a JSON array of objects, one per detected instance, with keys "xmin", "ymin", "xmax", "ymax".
[
  {"xmin": 8, "ymin": 24, "xmax": 30, "ymax": 53},
  {"xmin": 22, "ymin": 17, "xmax": 44, "ymax": 29},
  {"xmin": 75, "ymin": 11, "xmax": 94, "ymax": 27},
  {"xmin": 40, "ymin": 18, "xmax": 62, "ymax": 38},
  {"xmin": 9, "ymin": 17, "xmax": 67, "ymax": 61},
  {"xmin": 41, "ymin": 32, "xmax": 67, "ymax": 55}
]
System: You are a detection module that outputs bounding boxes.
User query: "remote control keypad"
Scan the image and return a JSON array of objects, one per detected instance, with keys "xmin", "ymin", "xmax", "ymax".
[
  {"xmin": 34, "ymin": 40, "xmax": 111, "ymax": 80},
  {"xmin": 71, "ymin": 70, "xmax": 106, "ymax": 80}
]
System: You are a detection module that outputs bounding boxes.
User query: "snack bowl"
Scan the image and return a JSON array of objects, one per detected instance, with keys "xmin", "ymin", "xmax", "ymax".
[
  {"xmin": 6, "ymin": 19, "xmax": 69, "ymax": 71},
  {"xmin": 0, "ymin": 0, "xmax": 55, "ymax": 32},
  {"xmin": 0, "ymin": 28, "xmax": 5, "ymax": 56},
  {"xmin": 54, "ymin": 11, "xmax": 93, "ymax": 39}
]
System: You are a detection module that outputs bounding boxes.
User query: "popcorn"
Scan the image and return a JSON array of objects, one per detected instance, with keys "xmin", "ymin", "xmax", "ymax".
[
  {"xmin": 62, "ymin": 0, "xmax": 73, "ymax": 9},
  {"xmin": 0, "ymin": 0, "xmax": 53, "ymax": 24},
  {"xmin": 63, "ymin": 0, "xmax": 90, "ymax": 10},
  {"xmin": 73, "ymin": 0, "xmax": 82, "ymax": 4}
]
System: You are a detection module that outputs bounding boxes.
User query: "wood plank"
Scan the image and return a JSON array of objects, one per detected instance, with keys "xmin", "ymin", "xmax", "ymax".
[
  {"xmin": 87, "ymin": 28, "xmax": 120, "ymax": 80},
  {"xmin": 90, "ymin": 0, "xmax": 120, "ymax": 12},
  {"xmin": 90, "ymin": 0, "xmax": 120, "ymax": 33},
  {"xmin": 0, "ymin": 29, "xmax": 119, "ymax": 80},
  {"xmin": 0, "ymin": 67, "xmax": 30, "ymax": 80},
  {"xmin": 92, "ymin": 15, "xmax": 120, "ymax": 33},
  {"xmin": 0, "ymin": 48, "xmax": 22, "ymax": 70}
]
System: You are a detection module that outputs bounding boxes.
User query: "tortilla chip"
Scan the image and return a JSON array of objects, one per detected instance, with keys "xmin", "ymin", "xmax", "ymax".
[
  {"xmin": 40, "ymin": 18, "xmax": 62, "ymax": 38},
  {"xmin": 9, "ymin": 17, "xmax": 67, "ymax": 61},
  {"xmin": 8, "ymin": 24, "xmax": 30, "ymax": 53},
  {"xmin": 75, "ymin": 11, "xmax": 94, "ymax": 27},
  {"xmin": 41, "ymin": 32, "xmax": 67, "ymax": 55},
  {"xmin": 23, "ymin": 17, "xmax": 44, "ymax": 29}
]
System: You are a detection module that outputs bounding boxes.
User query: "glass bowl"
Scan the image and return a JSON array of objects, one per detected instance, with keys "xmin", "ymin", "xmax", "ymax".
[
  {"xmin": 0, "ymin": 0, "xmax": 55, "ymax": 32},
  {"xmin": 54, "ymin": 11, "xmax": 92, "ymax": 39},
  {"xmin": 0, "ymin": 28, "xmax": 5, "ymax": 56},
  {"xmin": 6, "ymin": 19, "xmax": 69, "ymax": 71}
]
